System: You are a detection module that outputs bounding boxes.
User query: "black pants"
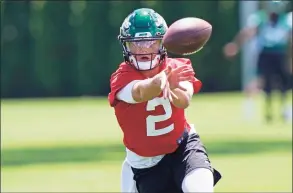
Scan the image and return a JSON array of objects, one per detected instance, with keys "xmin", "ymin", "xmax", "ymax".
[
  {"xmin": 131, "ymin": 133, "xmax": 222, "ymax": 193},
  {"xmin": 257, "ymin": 52, "xmax": 290, "ymax": 94}
]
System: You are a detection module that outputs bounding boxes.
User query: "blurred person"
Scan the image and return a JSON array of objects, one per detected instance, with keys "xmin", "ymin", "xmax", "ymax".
[
  {"xmin": 285, "ymin": 11, "xmax": 292, "ymax": 122},
  {"xmin": 108, "ymin": 8, "xmax": 221, "ymax": 193},
  {"xmin": 241, "ymin": 36, "xmax": 261, "ymax": 120},
  {"xmin": 223, "ymin": 1, "xmax": 292, "ymax": 123},
  {"xmin": 286, "ymin": 11, "xmax": 292, "ymax": 75}
]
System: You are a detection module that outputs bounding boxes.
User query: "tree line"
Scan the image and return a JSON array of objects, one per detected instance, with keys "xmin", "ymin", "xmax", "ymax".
[{"xmin": 1, "ymin": 1, "xmax": 240, "ymax": 98}]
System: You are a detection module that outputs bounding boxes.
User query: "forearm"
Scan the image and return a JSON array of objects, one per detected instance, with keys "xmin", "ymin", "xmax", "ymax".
[
  {"xmin": 171, "ymin": 81, "xmax": 193, "ymax": 109},
  {"xmin": 233, "ymin": 27, "xmax": 256, "ymax": 46},
  {"xmin": 170, "ymin": 89, "xmax": 191, "ymax": 109},
  {"xmin": 132, "ymin": 77, "xmax": 162, "ymax": 102},
  {"xmin": 233, "ymin": 30, "xmax": 247, "ymax": 46}
]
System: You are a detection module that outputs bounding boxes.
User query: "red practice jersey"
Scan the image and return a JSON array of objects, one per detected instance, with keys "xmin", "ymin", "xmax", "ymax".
[{"xmin": 108, "ymin": 58, "xmax": 202, "ymax": 157}]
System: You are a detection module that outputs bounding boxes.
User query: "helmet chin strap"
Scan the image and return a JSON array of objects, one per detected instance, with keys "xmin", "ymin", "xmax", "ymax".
[{"xmin": 129, "ymin": 55, "xmax": 161, "ymax": 71}]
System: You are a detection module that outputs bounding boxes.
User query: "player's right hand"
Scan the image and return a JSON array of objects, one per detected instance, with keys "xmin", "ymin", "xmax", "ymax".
[
  {"xmin": 162, "ymin": 65, "xmax": 178, "ymax": 102},
  {"xmin": 151, "ymin": 67, "xmax": 170, "ymax": 97},
  {"xmin": 151, "ymin": 66, "xmax": 176, "ymax": 102}
]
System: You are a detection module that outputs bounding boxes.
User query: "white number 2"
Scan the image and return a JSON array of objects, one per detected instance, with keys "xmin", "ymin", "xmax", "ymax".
[{"xmin": 146, "ymin": 97, "xmax": 174, "ymax": 136}]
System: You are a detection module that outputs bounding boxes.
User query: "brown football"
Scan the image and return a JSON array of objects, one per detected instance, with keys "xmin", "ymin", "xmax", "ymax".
[{"xmin": 162, "ymin": 17, "xmax": 212, "ymax": 55}]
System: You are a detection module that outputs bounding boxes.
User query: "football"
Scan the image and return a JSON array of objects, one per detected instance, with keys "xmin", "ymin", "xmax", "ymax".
[{"xmin": 162, "ymin": 17, "xmax": 212, "ymax": 55}]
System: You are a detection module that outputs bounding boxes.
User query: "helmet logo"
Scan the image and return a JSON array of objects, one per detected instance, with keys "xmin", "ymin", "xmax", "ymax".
[{"xmin": 135, "ymin": 32, "xmax": 152, "ymax": 37}]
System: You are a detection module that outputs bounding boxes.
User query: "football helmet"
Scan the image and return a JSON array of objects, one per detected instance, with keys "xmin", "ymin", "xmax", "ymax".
[{"xmin": 118, "ymin": 8, "xmax": 168, "ymax": 71}]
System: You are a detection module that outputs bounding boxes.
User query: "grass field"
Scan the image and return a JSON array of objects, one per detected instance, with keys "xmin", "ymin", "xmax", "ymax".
[{"xmin": 1, "ymin": 92, "xmax": 292, "ymax": 192}]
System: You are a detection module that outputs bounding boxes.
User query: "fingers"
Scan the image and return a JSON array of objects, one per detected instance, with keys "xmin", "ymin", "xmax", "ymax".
[
  {"xmin": 170, "ymin": 90, "xmax": 178, "ymax": 100},
  {"xmin": 162, "ymin": 80, "xmax": 174, "ymax": 103},
  {"xmin": 177, "ymin": 69, "xmax": 195, "ymax": 81},
  {"xmin": 167, "ymin": 64, "xmax": 195, "ymax": 91},
  {"xmin": 163, "ymin": 80, "xmax": 168, "ymax": 99},
  {"xmin": 171, "ymin": 66, "xmax": 194, "ymax": 78},
  {"xmin": 163, "ymin": 65, "xmax": 173, "ymax": 81},
  {"xmin": 167, "ymin": 82, "xmax": 173, "ymax": 102},
  {"xmin": 167, "ymin": 63, "xmax": 194, "ymax": 77},
  {"xmin": 173, "ymin": 65, "xmax": 192, "ymax": 73},
  {"xmin": 174, "ymin": 66, "xmax": 194, "ymax": 80},
  {"xmin": 162, "ymin": 74, "xmax": 169, "ymax": 99},
  {"xmin": 162, "ymin": 80, "xmax": 180, "ymax": 102},
  {"xmin": 163, "ymin": 81, "xmax": 173, "ymax": 102},
  {"xmin": 178, "ymin": 76, "xmax": 194, "ymax": 82},
  {"xmin": 163, "ymin": 86, "xmax": 168, "ymax": 99},
  {"xmin": 178, "ymin": 69, "xmax": 195, "ymax": 77},
  {"xmin": 167, "ymin": 65, "xmax": 172, "ymax": 72},
  {"xmin": 160, "ymin": 72, "xmax": 168, "ymax": 90},
  {"xmin": 164, "ymin": 65, "xmax": 172, "ymax": 75},
  {"xmin": 165, "ymin": 82, "xmax": 177, "ymax": 102}
]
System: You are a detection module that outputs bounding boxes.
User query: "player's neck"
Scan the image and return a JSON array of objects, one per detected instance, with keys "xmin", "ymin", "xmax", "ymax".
[
  {"xmin": 141, "ymin": 65, "xmax": 163, "ymax": 78},
  {"xmin": 140, "ymin": 59, "xmax": 167, "ymax": 78}
]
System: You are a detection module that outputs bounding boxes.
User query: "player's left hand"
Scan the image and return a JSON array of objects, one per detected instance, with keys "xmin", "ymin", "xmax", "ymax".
[
  {"xmin": 167, "ymin": 64, "xmax": 195, "ymax": 90},
  {"xmin": 162, "ymin": 64, "xmax": 194, "ymax": 102}
]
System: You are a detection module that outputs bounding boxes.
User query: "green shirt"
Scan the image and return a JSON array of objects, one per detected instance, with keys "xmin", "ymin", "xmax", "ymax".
[{"xmin": 247, "ymin": 10, "xmax": 292, "ymax": 53}]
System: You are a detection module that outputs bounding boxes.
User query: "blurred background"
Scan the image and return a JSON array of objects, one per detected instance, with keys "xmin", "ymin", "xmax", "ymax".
[{"xmin": 1, "ymin": 1, "xmax": 292, "ymax": 192}]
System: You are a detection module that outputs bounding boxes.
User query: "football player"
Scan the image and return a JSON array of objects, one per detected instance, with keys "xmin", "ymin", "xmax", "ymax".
[
  {"xmin": 224, "ymin": 1, "xmax": 292, "ymax": 122},
  {"xmin": 108, "ymin": 8, "xmax": 221, "ymax": 193}
]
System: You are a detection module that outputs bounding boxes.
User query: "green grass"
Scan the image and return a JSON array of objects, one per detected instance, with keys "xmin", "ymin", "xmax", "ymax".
[{"xmin": 1, "ymin": 92, "xmax": 292, "ymax": 192}]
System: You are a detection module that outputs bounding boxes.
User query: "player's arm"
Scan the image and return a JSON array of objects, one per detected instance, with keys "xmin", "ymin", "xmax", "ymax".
[
  {"xmin": 131, "ymin": 74, "xmax": 164, "ymax": 102},
  {"xmin": 224, "ymin": 12, "xmax": 260, "ymax": 57},
  {"xmin": 234, "ymin": 12, "xmax": 261, "ymax": 46},
  {"xmin": 170, "ymin": 81, "xmax": 194, "ymax": 109},
  {"xmin": 116, "ymin": 71, "xmax": 166, "ymax": 103},
  {"xmin": 232, "ymin": 26, "xmax": 257, "ymax": 47}
]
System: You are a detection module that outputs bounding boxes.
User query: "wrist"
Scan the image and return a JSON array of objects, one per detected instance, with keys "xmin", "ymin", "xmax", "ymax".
[
  {"xmin": 151, "ymin": 76, "xmax": 163, "ymax": 91},
  {"xmin": 170, "ymin": 89, "xmax": 190, "ymax": 109},
  {"xmin": 170, "ymin": 85, "xmax": 176, "ymax": 90},
  {"xmin": 169, "ymin": 81, "xmax": 177, "ymax": 90}
]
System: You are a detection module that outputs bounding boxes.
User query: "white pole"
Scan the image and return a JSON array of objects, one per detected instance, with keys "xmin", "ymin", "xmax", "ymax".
[{"xmin": 239, "ymin": 1, "xmax": 259, "ymax": 90}]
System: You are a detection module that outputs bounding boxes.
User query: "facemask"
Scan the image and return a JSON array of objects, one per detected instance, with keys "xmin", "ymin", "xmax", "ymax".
[{"xmin": 129, "ymin": 55, "xmax": 161, "ymax": 70}]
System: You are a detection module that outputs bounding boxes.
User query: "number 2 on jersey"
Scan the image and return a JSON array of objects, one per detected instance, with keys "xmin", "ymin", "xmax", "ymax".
[{"xmin": 146, "ymin": 97, "xmax": 174, "ymax": 136}]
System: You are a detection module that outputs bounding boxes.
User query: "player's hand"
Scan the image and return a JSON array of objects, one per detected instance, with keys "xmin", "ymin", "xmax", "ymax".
[
  {"xmin": 167, "ymin": 64, "xmax": 195, "ymax": 90},
  {"xmin": 162, "ymin": 80, "xmax": 179, "ymax": 102},
  {"xmin": 159, "ymin": 65, "xmax": 177, "ymax": 102},
  {"xmin": 152, "ymin": 67, "xmax": 172, "ymax": 100},
  {"xmin": 223, "ymin": 42, "xmax": 239, "ymax": 58}
]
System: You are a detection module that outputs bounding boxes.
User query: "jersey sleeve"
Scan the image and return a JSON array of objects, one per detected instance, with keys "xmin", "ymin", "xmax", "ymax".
[
  {"xmin": 170, "ymin": 58, "xmax": 202, "ymax": 94},
  {"xmin": 108, "ymin": 64, "xmax": 144, "ymax": 107},
  {"xmin": 116, "ymin": 80, "xmax": 141, "ymax": 104}
]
